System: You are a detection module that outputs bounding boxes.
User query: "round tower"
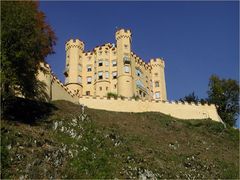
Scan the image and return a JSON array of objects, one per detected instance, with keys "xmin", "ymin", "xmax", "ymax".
[
  {"xmin": 115, "ymin": 29, "xmax": 134, "ymax": 98},
  {"xmin": 150, "ymin": 58, "xmax": 167, "ymax": 101},
  {"xmin": 64, "ymin": 39, "xmax": 84, "ymax": 96}
]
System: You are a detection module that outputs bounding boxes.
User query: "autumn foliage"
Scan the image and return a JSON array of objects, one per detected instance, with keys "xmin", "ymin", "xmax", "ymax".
[{"xmin": 1, "ymin": 1, "xmax": 56, "ymax": 100}]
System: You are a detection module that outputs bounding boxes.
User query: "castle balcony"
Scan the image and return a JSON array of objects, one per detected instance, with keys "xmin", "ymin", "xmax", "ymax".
[{"xmin": 123, "ymin": 56, "xmax": 131, "ymax": 64}]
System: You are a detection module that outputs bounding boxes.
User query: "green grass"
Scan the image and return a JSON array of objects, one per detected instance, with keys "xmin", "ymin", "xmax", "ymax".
[{"xmin": 1, "ymin": 99, "xmax": 239, "ymax": 179}]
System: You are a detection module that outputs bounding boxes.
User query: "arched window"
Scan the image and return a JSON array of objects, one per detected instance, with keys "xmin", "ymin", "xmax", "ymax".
[{"xmin": 155, "ymin": 81, "xmax": 159, "ymax": 87}]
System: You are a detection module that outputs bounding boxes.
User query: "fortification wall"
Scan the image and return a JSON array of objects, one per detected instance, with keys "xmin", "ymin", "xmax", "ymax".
[
  {"xmin": 51, "ymin": 76, "xmax": 79, "ymax": 103},
  {"xmin": 79, "ymin": 96, "xmax": 222, "ymax": 122},
  {"xmin": 37, "ymin": 63, "xmax": 222, "ymax": 123},
  {"xmin": 37, "ymin": 63, "xmax": 79, "ymax": 103}
]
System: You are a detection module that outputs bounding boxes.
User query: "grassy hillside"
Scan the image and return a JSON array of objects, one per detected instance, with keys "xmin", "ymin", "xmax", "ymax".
[{"xmin": 1, "ymin": 99, "xmax": 239, "ymax": 179}]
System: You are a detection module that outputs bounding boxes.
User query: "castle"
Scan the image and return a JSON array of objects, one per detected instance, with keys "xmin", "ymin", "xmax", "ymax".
[
  {"xmin": 36, "ymin": 29, "xmax": 222, "ymax": 123},
  {"xmin": 64, "ymin": 28, "xmax": 167, "ymax": 101}
]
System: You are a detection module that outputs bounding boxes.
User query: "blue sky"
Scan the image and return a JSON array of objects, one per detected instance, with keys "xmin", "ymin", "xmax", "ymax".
[{"xmin": 39, "ymin": 1, "xmax": 239, "ymax": 121}]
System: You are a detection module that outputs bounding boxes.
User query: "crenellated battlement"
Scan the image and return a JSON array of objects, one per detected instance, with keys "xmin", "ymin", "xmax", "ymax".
[
  {"xmin": 93, "ymin": 43, "xmax": 112, "ymax": 52},
  {"xmin": 79, "ymin": 95, "xmax": 222, "ymax": 122},
  {"xmin": 65, "ymin": 39, "xmax": 84, "ymax": 51},
  {"xmin": 80, "ymin": 95, "xmax": 213, "ymax": 106},
  {"xmin": 149, "ymin": 58, "xmax": 165, "ymax": 68},
  {"xmin": 115, "ymin": 28, "xmax": 132, "ymax": 41},
  {"xmin": 83, "ymin": 51, "xmax": 94, "ymax": 56}
]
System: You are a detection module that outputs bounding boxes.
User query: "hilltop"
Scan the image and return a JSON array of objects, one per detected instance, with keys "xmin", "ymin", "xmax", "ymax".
[{"xmin": 1, "ymin": 99, "xmax": 239, "ymax": 179}]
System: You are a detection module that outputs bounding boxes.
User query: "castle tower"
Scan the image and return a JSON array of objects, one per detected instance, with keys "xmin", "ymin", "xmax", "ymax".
[
  {"xmin": 150, "ymin": 58, "xmax": 167, "ymax": 101},
  {"xmin": 94, "ymin": 44, "xmax": 111, "ymax": 97},
  {"xmin": 64, "ymin": 39, "xmax": 84, "ymax": 96},
  {"xmin": 115, "ymin": 29, "xmax": 134, "ymax": 98}
]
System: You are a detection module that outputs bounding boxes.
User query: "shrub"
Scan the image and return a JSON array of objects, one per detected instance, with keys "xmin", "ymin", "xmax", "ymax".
[
  {"xmin": 132, "ymin": 95, "xmax": 140, "ymax": 100},
  {"xmin": 107, "ymin": 92, "xmax": 118, "ymax": 99},
  {"xmin": 120, "ymin": 95, "xmax": 125, "ymax": 100}
]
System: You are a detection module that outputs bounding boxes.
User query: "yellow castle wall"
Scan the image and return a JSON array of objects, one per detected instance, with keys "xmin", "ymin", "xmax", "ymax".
[
  {"xmin": 37, "ymin": 63, "xmax": 79, "ymax": 103},
  {"xmin": 79, "ymin": 96, "xmax": 222, "ymax": 122},
  {"xmin": 37, "ymin": 63, "xmax": 222, "ymax": 124}
]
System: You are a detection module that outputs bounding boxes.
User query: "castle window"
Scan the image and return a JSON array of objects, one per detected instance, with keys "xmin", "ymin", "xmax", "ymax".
[
  {"xmin": 87, "ymin": 65, "xmax": 92, "ymax": 72},
  {"xmin": 106, "ymin": 87, "xmax": 108, "ymax": 91},
  {"xmin": 105, "ymin": 51, "xmax": 108, "ymax": 55},
  {"xmin": 112, "ymin": 71, "xmax": 117, "ymax": 79},
  {"xmin": 98, "ymin": 60, "xmax": 103, "ymax": 67},
  {"xmin": 112, "ymin": 60, "xmax": 117, "ymax": 67},
  {"xmin": 155, "ymin": 81, "xmax": 159, "ymax": 87},
  {"xmin": 78, "ymin": 64, "xmax": 82, "ymax": 72},
  {"xmin": 155, "ymin": 92, "xmax": 160, "ymax": 99},
  {"xmin": 113, "ymin": 51, "xmax": 116, "ymax": 55},
  {"xmin": 98, "ymin": 71, "xmax": 103, "ymax": 80},
  {"xmin": 124, "ymin": 66, "xmax": 130, "ymax": 73},
  {"xmin": 105, "ymin": 71, "xmax": 109, "ymax": 79},
  {"xmin": 124, "ymin": 44, "xmax": 128, "ymax": 49},
  {"xmin": 86, "ymin": 91, "xmax": 90, "ymax": 96},
  {"xmin": 155, "ymin": 73, "xmax": 158, "ymax": 76},
  {"xmin": 100, "ymin": 87, "xmax": 102, "ymax": 91},
  {"xmin": 77, "ymin": 76, "xmax": 82, "ymax": 84},
  {"xmin": 87, "ymin": 77, "xmax": 92, "ymax": 84},
  {"xmin": 105, "ymin": 60, "xmax": 109, "ymax": 67},
  {"xmin": 114, "ymin": 84, "xmax": 117, "ymax": 89},
  {"xmin": 136, "ymin": 80, "xmax": 144, "ymax": 88},
  {"xmin": 123, "ymin": 56, "xmax": 130, "ymax": 64},
  {"xmin": 136, "ymin": 68, "xmax": 142, "ymax": 77}
]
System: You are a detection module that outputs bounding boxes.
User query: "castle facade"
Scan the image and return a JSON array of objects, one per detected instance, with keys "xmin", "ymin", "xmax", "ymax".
[{"xmin": 64, "ymin": 29, "xmax": 167, "ymax": 101}]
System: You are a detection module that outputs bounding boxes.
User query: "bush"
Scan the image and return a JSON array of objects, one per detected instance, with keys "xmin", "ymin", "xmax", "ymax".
[
  {"xmin": 132, "ymin": 95, "xmax": 140, "ymax": 100},
  {"xmin": 107, "ymin": 92, "xmax": 118, "ymax": 99},
  {"xmin": 120, "ymin": 95, "xmax": 125, "ymax": 100}
]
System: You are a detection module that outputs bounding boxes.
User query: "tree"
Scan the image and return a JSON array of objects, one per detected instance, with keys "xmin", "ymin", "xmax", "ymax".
[
  {"xmin": 1, "ymin": 1, "xmax": 56, "ymax": 100},
  {"xmin": 207, "ymin": 75, "xmax": 239, "ymax": 126},
  {"xmin": 179, "ymin": 91, "xmax": 199, "ymax": 103}
]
